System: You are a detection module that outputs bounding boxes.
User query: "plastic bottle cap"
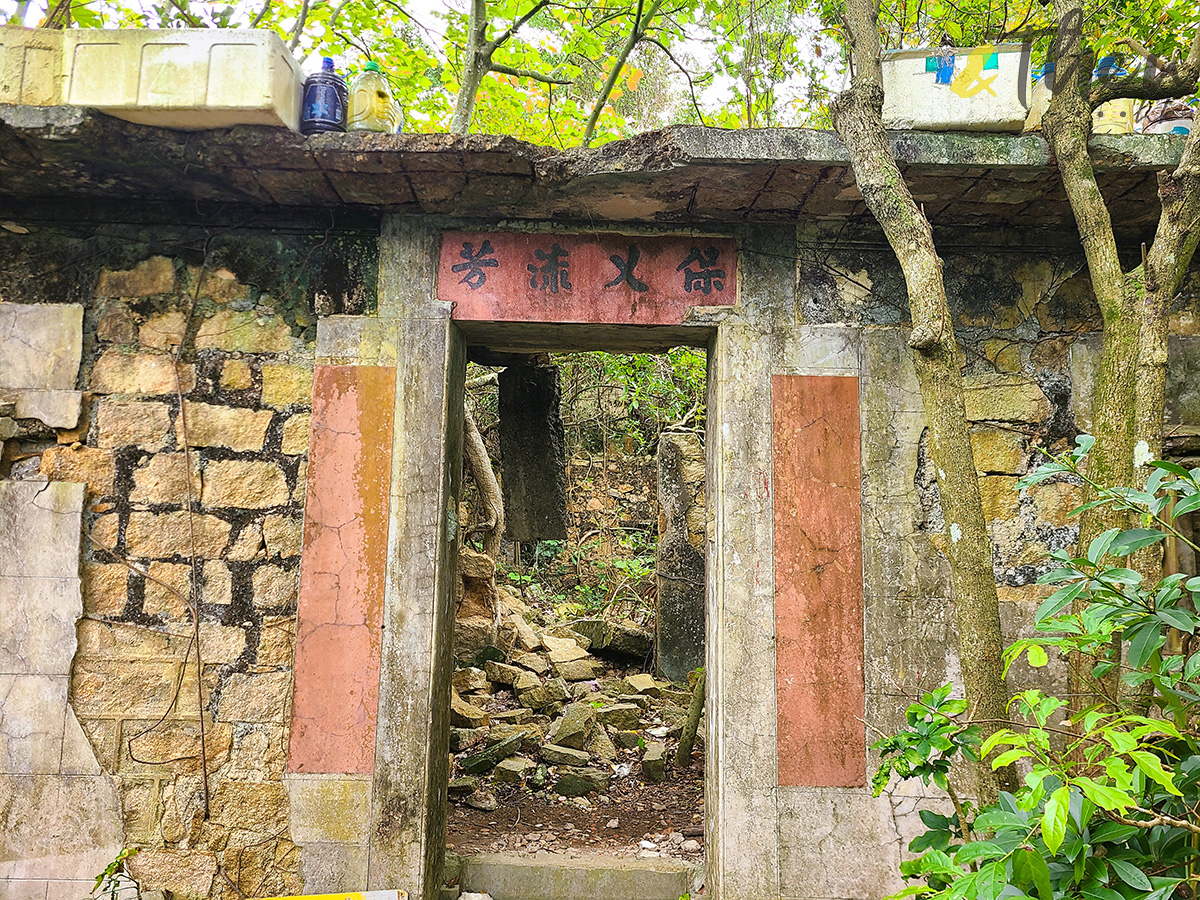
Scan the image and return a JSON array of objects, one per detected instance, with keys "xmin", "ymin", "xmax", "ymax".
[
  {"xmin": 322, "ymin": 57, "xmax": 335, "ymax": 71},
  {"xmin": 364, "ymin": 60, "xmax": 382, "ymax": 73}
]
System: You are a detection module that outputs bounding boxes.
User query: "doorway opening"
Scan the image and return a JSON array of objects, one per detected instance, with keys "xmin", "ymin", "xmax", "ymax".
[{"xmin": 443, "ymin": 345, "xmax": 709, "ymax": 876}]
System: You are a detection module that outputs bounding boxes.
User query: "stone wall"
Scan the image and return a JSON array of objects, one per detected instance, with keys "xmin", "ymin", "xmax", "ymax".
[
  {"xmin": 1, "ymin": 213, "xmax": 1199, "ymax": 900},
  {"xmin": 0, "ymin": 238, "xmax": 340, "ymax": 897}
]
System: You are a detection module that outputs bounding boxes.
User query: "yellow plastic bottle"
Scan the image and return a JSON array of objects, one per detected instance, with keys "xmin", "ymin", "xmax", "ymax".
[{"xmin": 348, "ymin": 60, "xmax": 400, "ymax": 133}]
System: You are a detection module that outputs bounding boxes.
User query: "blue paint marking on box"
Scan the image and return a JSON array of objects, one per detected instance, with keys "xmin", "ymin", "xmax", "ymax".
[{"xmin": 983, "ymin": 51, "xmax": 999, "ymax": 70}]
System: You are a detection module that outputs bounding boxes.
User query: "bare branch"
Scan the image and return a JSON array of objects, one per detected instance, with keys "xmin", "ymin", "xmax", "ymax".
[
  {"xmin": 249, "ymin": 0, "xmax": 272, "ymax": 27},
  {"xmin": 644, "ymin": 36, "xmax": 709, "ymax": 127},
  {"xmin": 488, "ymin": 0, "xmax": 554, "ymax": 54},
  {"xmin": 289, "ymin": 0, "xmax": 311, "ymax": 51},
  {"xmin": 490, "ymin": 62, "xmax": 572, "ymax": 84}
]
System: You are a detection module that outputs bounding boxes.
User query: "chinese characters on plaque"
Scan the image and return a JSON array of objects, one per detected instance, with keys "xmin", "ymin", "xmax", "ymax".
[{"xmin": 438, "ymin": 233, "xmax": 737, "ymax": 326}]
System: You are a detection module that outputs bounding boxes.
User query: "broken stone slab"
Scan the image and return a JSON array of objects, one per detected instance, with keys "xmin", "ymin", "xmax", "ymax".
[
  {"xmin": 624, "ymin": 673, "xmax": 659, "ymax": 695},
  {"xmin": 642, "ymin": 742, "xmax": 667, "ymax": 783},
  {"xmin": 465, "ymin": 790, "xmax": 499, "ymax": 811},
  {"xmin": 549, "ymin": 702, "xmax": 596, "ymax": 750},
  {"xmin": 546, "ymin": 624, "xmax": 592, "ymax": 650},
  {"xmin": 484, "ymin": 660, "xmax": 522, "ymax": 685},
  {"xmin": 451, "ymin": 689, "xmax": 490, "ymax": 729},
  {"xmin": 450, "ymin": 727, "xmax": 488, "ymax": 752},
  {"xmin": 613, "ymin": 730, "xmax": 641, "ymax": 749},
  {"xmin": 544, "ymin": 676, "xmax": 570, "ymax": 702},
  {"xmin": 461, "ymin": 734, "xmax": 523, "ymax": 774},
  {"xmin": 494, "ymin": 757, "xmax": 537, "ymax": 784},
  {"xmin": 512, "ymin": 671, "xmax": 540, "ymax": 693},
  {"xmin": 511, "ymin": 650, "xmax": 549, "ymax": 675},
  {"xmin": 552, "ymin": 658, "xmax": 604, "ymax": 681},
  {"xmin": 618, "ymin": 693, "xmax": 653, "ymax": 710},
  {"xmin": 586, "ymin": 727, "xmax": 618, "ymax": 760},
  {"xmin": 491, "ymin": 708, "xmax": 534, "ymax": 726},
  {"xmin": 488, "ymin": 724, "xmax": 543, "ymax": 750},
  {"xmin": 547, "ymin": 644, "xmax": 589, "ymax": 665},
  {"xmin": 594, "ymin": 703, "xmax": 642, "ymax": 730},
  {"xmin": 606, "ymin": 621, "xmax": 653, "ymax": 659},
  {"xmin": 540, "ymin": 633, "xmax": 581, "ymax": 653},
  {"xmin": 511, "ymin": 615, "xmax": 541, "ymax": 652},
  {"xmin": 453, "ymin": 667, "xmax": 490, "ymax": 694},
  {"xmin": 553, "ymin": 766, "xmax": 611, "ymax": 797},
  {"xmin": 517, "ymin": 685, "xmax": 554, "ymax": 710},
  {"xmin": 448, "ymin": 776, "xmax": 480, "ymax": 796},
  {"xmin": 540, "ymin": 743, "xmax": 590, "ymax": 766}
]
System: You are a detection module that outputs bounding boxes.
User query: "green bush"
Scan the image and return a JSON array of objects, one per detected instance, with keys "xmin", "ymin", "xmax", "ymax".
[{"xmin": 876, "ymin": 436, "xmax": 1200, "ymax": 900}]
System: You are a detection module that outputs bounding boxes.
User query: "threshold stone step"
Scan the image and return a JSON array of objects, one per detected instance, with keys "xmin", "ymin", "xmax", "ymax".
[{"xmin": 457, "ymin": 852, "xmax": 700, "ymax": 900}]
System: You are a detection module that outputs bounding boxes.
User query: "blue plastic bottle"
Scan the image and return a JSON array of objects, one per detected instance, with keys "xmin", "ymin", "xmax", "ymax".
[{"xmin": 300, "ymin": 58, "xmax": 348, "ymax": 135}]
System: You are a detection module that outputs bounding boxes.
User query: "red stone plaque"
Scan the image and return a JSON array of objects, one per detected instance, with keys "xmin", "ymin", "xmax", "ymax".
[
  {"xmin": 439, "ymin": 232, "xmax": 737, "ymax": 325},
  {"xmin": 773, "ymin": 374, "xmax": 866, "ymax": 788}
]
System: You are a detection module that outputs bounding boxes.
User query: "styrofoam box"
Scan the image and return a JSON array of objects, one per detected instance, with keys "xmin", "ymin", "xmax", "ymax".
[
  {"xmin": 63, "ymin": 28, "xmax": 302, "ymax": 131},
  {"xmin": 882, "ymin": 43, "xmax": 1031, "ymax": 133},
  {"xmin": 0, "ymin": 26, "xmax": 66, "ymax": 106}
]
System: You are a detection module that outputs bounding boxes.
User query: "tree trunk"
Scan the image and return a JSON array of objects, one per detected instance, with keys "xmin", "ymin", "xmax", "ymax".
[
  {"xmin": 832, "ymin": 0, "xmax": 1010, "ymax": 803},
  {"xmin": 450, "ymin": 0, "xmax": 491, "ymax": 135},
  {"xmin": 675, "ymin": 669, "xmax": 705, "ymax": 767},
  {"xmin": 1043, "ymin": 1, "xmax": 1200, "ymax": 706},
  {"xmin": 464, "ymin": 405, "xmax": 505, "ymax": 559}
]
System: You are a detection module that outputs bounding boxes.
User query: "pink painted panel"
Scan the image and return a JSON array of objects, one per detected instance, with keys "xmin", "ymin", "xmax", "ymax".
[
  {"xmin": 773, "ymin": 375, "xmax": 865, "ymax": 788},
  {"xmin": 439, "ymin": 232, "xmax": 737, "ymax": 324},
  {"xmin": 288, "ymin": 365, "xmax": 396, "ymax": 775}
]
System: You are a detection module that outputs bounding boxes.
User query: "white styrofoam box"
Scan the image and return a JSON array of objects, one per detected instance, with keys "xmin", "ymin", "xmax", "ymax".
[
  {"xmin": 883, "ymin": 43, "xmax": 1032, "ymax": 133},
  {"xmin": 0, "ymin": 25, "xmax": 66, "ymax": 106},
  {"xmin": 63, "ymin": 28, "xmax": 302, "ymax": 131}
]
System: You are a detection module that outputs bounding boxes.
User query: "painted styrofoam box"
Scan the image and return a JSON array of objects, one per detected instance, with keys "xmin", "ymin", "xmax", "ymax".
[
  {"xmin": 0, "ymin": 26, "xmax": 66, "ymax": 106},
  {"xmin": 63, "ymin": 28, "xmax": 302, "ymax": 131},
  {"xmin": 882, "ymin": 43, "xmax": 1032, "ymax": 133}
]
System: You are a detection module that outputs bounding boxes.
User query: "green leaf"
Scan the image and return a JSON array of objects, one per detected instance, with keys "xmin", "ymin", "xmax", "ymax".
[
  {"xmin": 1150, "ymin": 460, "xmax": 1189, "ymax": 477},
  {"xmin": 1087, "ymin": 528, "xmax": 1120, "ymax": 564},
  {"xmin": 1073, "ymin": 776, "xmax": 1132, "ymax": 811},
  {"xmin": 1109, "ymin": 528, "xmax": 1166, "ymax": 556},
  {"xmin": 1026, "ymin": 645, "xmax": 1048, "ymax": 668},
  {"xmin": 1126, "ymin": 622, "xmax": 1163, "ymax": 669},
  {"xmin": 1107, "ymin": 858, "xmax": 1152, "ymax": 891},
  {"xmin": 955, "ymin": 840, "xmax": 1006, "ymax": 865},
  {"xmin": 991, "ymin": 747, "xmax": 1031, "ymax": 769},
  {"xmin": 1041, "ymin": 786, "xmax": 1070, "ymax": 854},
  {"xmin": 1156, "ymin": 607, "xmax": 1196, "ymax": 634},
  {"xmin": 1013, "ymin": 847, "xmax": 1052, "ymax": 900},
  {"xmin": 1035, "ymin": 582, "xmax": 1084, "ymax": 621},
  {"xmin": 1128, "ymin": 750, "xmax": 1181, "ymax": 795}
]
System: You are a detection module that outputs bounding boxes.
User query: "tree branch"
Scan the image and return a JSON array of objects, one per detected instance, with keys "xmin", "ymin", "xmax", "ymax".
[
  {"xmin": 248, "ymin": 0, "xmax": 272, "ymax": 27},
  {"xmin": 289, "ymin": 0, "xmax": 311, "ymax": 51},
  {"xmin": 644, "ymin": 36, "xmax": 709, "ymax": 126},
  {"xmin": 490, "ymin": 62, "xmax": 572, "ymax": 84},
  {"xmin": 487, "ymin": 0, "xmax": 554, "ymax": 54},
  {"xmin": 1090, "ymin": 29, "xmax": 1200, "ymax": 107}
]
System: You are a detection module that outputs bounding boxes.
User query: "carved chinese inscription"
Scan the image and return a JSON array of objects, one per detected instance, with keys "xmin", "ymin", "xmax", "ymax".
[{"xmin": 439, "ymin": 232, "xmax": 738, "ymax": 326}]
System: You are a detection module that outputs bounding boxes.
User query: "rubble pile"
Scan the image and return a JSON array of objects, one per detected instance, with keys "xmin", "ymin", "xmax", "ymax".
[{"xmin": 446, "ymin": 590, "xmax": 703, "ymax": 857}]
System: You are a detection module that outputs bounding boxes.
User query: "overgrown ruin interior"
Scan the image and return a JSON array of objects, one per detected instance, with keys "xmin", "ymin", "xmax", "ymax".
[{"xmin": 2, "ymin": 110, "xmax": 1200, "ymax": 900}]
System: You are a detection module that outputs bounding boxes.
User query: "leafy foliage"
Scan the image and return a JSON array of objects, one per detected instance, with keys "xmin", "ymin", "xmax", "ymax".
[{"xmin": 877, "ymin": 437, "xmax": 1200, "ymax": 900}]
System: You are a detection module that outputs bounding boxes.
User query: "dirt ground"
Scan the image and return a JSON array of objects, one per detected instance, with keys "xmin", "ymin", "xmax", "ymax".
[{"xmin": 446, "ymin": 751, "xmax": 705, "ymax": 864}]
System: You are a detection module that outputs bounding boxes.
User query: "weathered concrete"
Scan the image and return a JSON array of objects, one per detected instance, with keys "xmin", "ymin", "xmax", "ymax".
[
  {"xmin": 0, "ymin": 106, "xmax": 1188, "ymax": 228},
  {"xmin": 459, "ymin": 852, "xmax": 698, "ymax": 900},
  {"xmin": 367, "ymin": 219, "xmax": 466, "ymax": 899},
  {"xmin": 498, "ymin": 365, "xmax": 567, "ymax": 541},
  {"xmin": 655, "ymin": 431, "xmax": 705, "ymax": 682}
]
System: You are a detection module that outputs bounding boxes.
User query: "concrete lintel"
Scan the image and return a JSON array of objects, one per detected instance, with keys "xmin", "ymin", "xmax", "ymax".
[{"xmin": 315, "ymin": 316, "xmax": 402, "ymax": 367}]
